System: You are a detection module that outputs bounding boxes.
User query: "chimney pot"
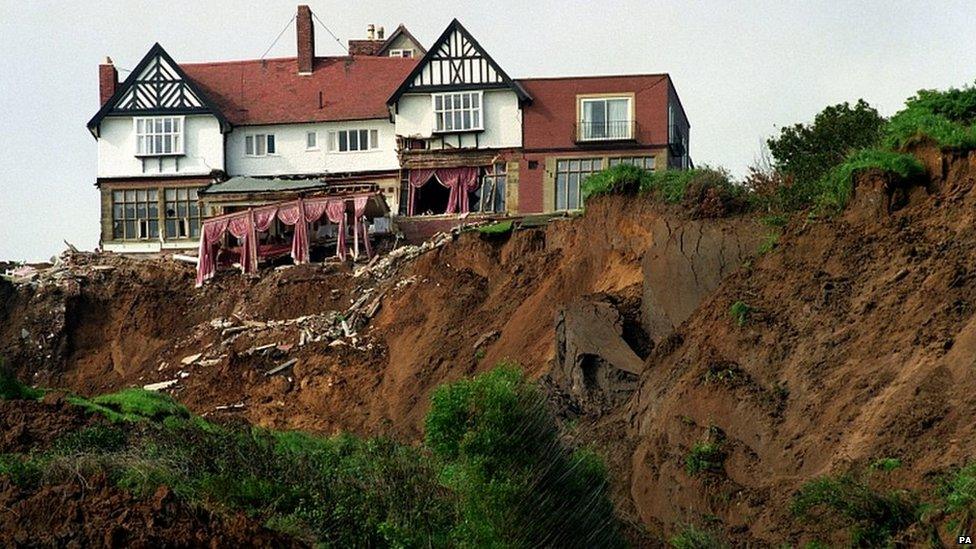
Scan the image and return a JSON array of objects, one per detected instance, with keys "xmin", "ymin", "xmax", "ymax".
[
  {"xmin": 99, "ymin": 58, "xmax": 118, "ymax": 106},
  {"xmin": 367, "ymin": 24, "xmax": 375, "ymax": 40},
  {"xmin": 296, "ymin": 5, "xmax": 315, "ymax": 74}
]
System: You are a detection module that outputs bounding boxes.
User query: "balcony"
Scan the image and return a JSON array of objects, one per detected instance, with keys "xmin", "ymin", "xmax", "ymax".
[
  {"xmin": 575, "ymin": 120, "xmax": 637, "ymax": 143},
  {"xmin": 668, "ymin": 124, "xmax": 686, "ymax": 156}
]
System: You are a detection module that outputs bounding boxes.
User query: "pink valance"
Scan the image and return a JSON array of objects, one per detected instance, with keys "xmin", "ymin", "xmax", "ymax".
[{"xmin": 194, "ymin": 193, "xmax": 376, "ymax": 286}]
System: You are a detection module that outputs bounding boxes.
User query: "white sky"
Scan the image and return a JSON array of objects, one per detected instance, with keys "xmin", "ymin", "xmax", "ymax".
[{"xmin": 1, "ymin": 0, "xmax": 975, "ymax": 261}]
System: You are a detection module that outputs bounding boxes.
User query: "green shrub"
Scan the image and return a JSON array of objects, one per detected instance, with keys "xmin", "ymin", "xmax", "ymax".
[
  {"xmin": 884, "ymin": 84, "xmax": 976, "ymax": 150},
  {"xmin": 581, "ymin": 163, "xmax": 649, "ymax": 201},
  {"xmin": 426, "ymin": 364, "xmax": 623, "ymax": 547},
  {"xmin": 729, "ymin": 301, "xmax": 753, "ymax": 327},
  {"xmin": 0, "ymin": 363, "xmax": 43, "ymax": 400},
  {"xmin": 669, "ymin": 523, "xmax": 725, "ymax": 549},
  {"xmin": 943, "ymin": 462, "xmax": 976, "ymax": 537},
  {"xmin": 816, "ymin": 148, "xmax": 925, "ymax": 213},
  {"xmin": 685, "ymin": 442, "xmax": 726, "ymax": 477},
  {"xmin": 791, "ymin": 473, "xmax": 922, "ymax": 546},
  {"xmin": 767, "ymin": 100, "xmax": 886, "ymax": 193}
]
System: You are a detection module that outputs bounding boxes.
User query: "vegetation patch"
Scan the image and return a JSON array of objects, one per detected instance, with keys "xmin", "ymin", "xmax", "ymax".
[
  {"xmin": 0, "ymin": 362, "xmax": 43, "ymax": 400},
  {"xmin": 791, "ymin": 472, "xmax": 923, "ymax": 546},
  {"xmin": 669, "ymin": 523, "xmax": 726, "ymax": 548},
  {"xmin": 943, "ymin": 462, "xmax": 976, "ymax": 538},
  {"xmin": 685, "ymin": 439, "xmax": 726, "ymax": 477},
  {"xmin": 0, "ymin": 366, "xmax": 623, "ymax": 547},
  {"xmin": 476, "ymin": 219, "xmax": 514, "ymax": 235},
  {"xmin": 581, "ymin": 164, "xmax": 746, "ymax": 218},
  {"xmin": 884, "ymin": 84, "xmax": 976, "ymax": 150},
  {"xmin": 729, "ymin": 300, "xmax": 753, "ymax": 327},
  {"xmin": 815, "ymin": 148, "xmax": 924, "ymax": 213},
  {"xmin": 869, "ymin": 457, "xmax": 903, "ymax": 472}
]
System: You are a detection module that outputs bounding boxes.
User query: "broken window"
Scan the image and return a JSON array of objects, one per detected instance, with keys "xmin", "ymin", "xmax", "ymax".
[
  {"xmin": 164, "ymin": 188, "xmax": 201, "ymax": 239},
  {"xmin": 474, "ymin": 162, "xmax": 507, "ymax": 213},
  {"xmin": 555, "ymin": 158, "xmax": 604, "ymax": 211},
  {"xmin": 112, "ymin": 189, "xmax": 159, "ymax": 240}
]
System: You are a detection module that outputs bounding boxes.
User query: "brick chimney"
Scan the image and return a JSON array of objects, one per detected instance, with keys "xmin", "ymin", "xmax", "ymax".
[
  {"xmin": 296, "ymin": 5, "xmax": 314, "ymax": 75},
  {"xmin": 99, "ymin": 57, "xmax": 118, "ymax": 105}
]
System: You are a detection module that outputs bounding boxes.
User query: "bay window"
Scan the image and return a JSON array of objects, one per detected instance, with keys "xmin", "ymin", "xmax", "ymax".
[
  {"xmin": 112, "ymin": 189, "xmax": 159, "ymax": 240},
  {"xmin": 579, "ymin": 97, "xmax": 632, "ymax": 141},
  {"xmin": 135, "ymin": 116, "xmax": 183, "ymax": 156},
  {"xmin": 433, "ymin": 91, "xmax": 482, "ymax": 132}
]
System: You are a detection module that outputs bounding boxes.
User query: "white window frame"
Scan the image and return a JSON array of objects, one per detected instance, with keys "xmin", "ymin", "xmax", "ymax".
[
  {"xmin": 244, "ymin": 133, "xmax": 277, "ymax": 157},
  {"xmin": 432, "ymin": 91, "xmax": 483, "ymax": 133},
  {"xmin": 327, "ymin": 129, "xmax": 380, "ymax": 153},
  {"xmin": 578, "ymin": 96, "xmax": 633, "ymax": 141},
  {"xmin": 134, "ymin": 116, "xmax": 185, "ymax": 157},
  {"xmin": 389, "ymin": 49, "xmax": 414, "ymax": 58},
  {"xmin": 306, "ymin": 131, "xmax": 319, "ymax": 151}
]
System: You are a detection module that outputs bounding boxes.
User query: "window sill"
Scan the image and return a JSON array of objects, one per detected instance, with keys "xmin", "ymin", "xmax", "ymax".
[
  {"xmin": 135, "ymin": 152, "xmax": 185, "ymax": 158},
  {"xmin": 432, "ymin": 128, "xmax": 485, "ymax": 135}
]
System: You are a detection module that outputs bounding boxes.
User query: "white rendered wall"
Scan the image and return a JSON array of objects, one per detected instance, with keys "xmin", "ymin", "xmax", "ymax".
[
  {"xmin": 97, "ymin": 115, "xmax": 224, "ymax": 178},
  {"xmin": 225, "ymin": 119, "xmax": 399, "ymax": 177},
  {"xmin": 394, "ymin": 89, "xmax": 522, "ymax": 149}
]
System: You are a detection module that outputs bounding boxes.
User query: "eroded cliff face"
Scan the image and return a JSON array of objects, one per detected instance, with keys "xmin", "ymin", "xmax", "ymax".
[
  {"xmin": 641, "ymin": 216, "xmax": 765, "ymax": 343},
  {"xmin": 624, "ymin": 147, "xmax": 976, "ymax": 546}
]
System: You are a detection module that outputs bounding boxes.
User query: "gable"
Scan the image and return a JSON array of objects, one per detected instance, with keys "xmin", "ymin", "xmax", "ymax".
[
  {"xmin": 387, "ymin": 19, "xmax": 530, "ymax": 105},
  {"xmin": 88, "ymin": 43, "xmax": 229, "ymax": 137},
  {"xmin": 376, "ymin": 24, "xmax": 427, "ymax": 57}
]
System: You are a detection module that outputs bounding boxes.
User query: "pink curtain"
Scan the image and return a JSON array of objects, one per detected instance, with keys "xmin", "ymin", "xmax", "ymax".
[
  {"xmin": 304, "ymin": 198, "xmax": 329, "ymax": 223},
  {"xmin": 353, "ymin": 195, "xmax": 372, "ymax": 259},
  {"xmin": 325, "ymin": 199, "xmax": 347, "ymax": 261},
  {"xmin": 278, "ymin": 200, "xmax": 309, "ymax": 265},
  {"xmin": 408, "ymin": 169, "xmax": 437, "ymax": 216},
  {"xmin": 408, "ymin": 167, "xmax": 481, "ymax": 215},
  {"xmin": 227, "ymin": 211, "xmax": 257, "ymax": 274},
  {"xmin": 195, "ymin": 218, "xmax": 230, "ymax": 287}
]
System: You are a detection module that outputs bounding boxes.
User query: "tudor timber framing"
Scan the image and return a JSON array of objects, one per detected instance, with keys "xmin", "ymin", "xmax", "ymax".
[
  {"xmin": 387, "ymin": 19, "xmax": 531, "ymax": 105},
  {"xmin": 87, "ymin": 43, "xmax": 230, "ymax": 137}
]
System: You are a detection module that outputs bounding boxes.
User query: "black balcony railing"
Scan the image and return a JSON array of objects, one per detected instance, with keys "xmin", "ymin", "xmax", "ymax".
[
  {"xmin": 668, "ymin": 124, "xmax": 686, "ymax": 156},
  {"xmin": 576, "ymin": 120, "xmax": 637, "ymax": 142}
]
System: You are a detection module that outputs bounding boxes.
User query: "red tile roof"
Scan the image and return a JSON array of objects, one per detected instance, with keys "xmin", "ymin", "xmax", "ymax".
[{"xmin": 181, "ymin": 56, "xmax": 418, "ymax": 126}]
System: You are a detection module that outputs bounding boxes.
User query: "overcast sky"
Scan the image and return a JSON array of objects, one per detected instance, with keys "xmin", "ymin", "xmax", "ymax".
[{"xmin": 1, "ymin": 0, "xmax": 975, "ymax": 261}]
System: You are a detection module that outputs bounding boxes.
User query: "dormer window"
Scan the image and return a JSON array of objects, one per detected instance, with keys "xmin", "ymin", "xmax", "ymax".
[
  {"xmin": 135, "ymin": 116, "xmax": 184, "ymax": 156},
  {"xmin": 389, "ymin": 49, "xmax": 414, "ymax": 58},
  {"xmin": 578, "ymin": 96, "xmax": 634, "ymax": 141},
  {"xmin": 433, "ymin": 91, "xmax": 483, "ymax": 133}
]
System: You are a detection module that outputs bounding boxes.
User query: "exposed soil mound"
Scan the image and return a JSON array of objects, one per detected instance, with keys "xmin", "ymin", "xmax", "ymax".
[
  {"xmin": 624, "ymin": 145, "xmax": 976, "ymax": 545},
  {"xmin": 0, "ymin": 197, "xmax": 763, "ymax": 442}
]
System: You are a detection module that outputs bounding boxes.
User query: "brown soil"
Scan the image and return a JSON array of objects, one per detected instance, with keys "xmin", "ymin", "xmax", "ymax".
[
  {"xmin": 624, "ymin": 145, "xmax": 976, "ymax": 545},
  {"xmin": 8, "ymin": 145, "xmax": 976, "ymax": 544},
  {"xmin": 0, "ymin": 477, "xmax": 299, "ymax": 548}
]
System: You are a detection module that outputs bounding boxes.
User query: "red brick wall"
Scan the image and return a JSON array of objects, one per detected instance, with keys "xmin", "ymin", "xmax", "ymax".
[
  {"xmin": 99, "ymin": 62, "xmax": 117, "ymax": 105},
  {"xmin": 296, "ymin": 5, "xmax": 314, "ymax": 74},
  {"xmin": 518, "ymin": 75, "xmax": 672, "ymax": 151}
]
